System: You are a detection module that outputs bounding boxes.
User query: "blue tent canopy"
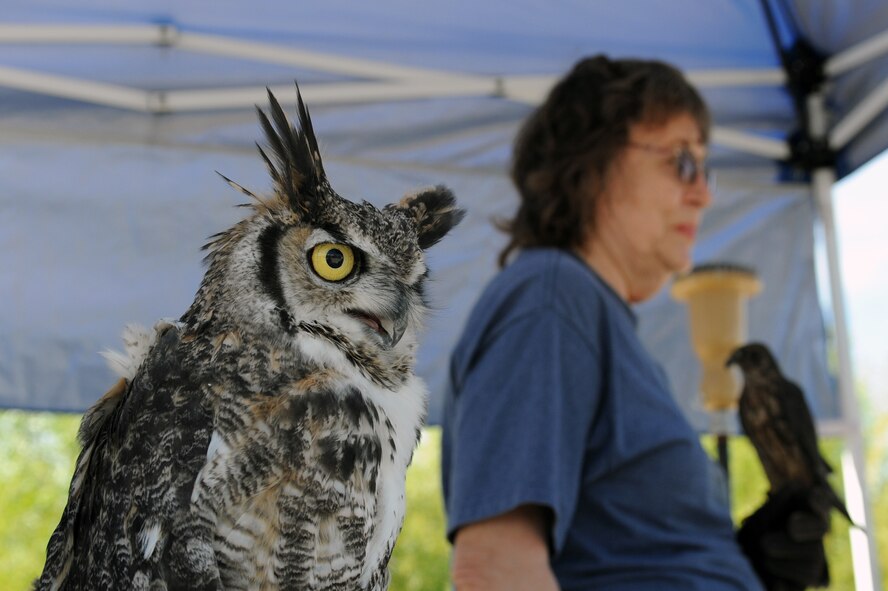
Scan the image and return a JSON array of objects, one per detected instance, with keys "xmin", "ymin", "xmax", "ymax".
[{"xmin": 1, "ymin": 2, "xmax": 887, "ymax": 584}]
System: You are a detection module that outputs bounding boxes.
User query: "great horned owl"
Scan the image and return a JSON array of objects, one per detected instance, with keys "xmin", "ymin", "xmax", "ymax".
[{"xmin": 36, "ymin": 88, "xmax": 464, "ymax": 591}]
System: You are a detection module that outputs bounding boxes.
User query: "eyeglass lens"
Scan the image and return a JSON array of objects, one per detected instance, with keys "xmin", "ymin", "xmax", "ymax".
[{"xmin": 675, "ymin": 148, "xmax": 713, "ymax": 189}]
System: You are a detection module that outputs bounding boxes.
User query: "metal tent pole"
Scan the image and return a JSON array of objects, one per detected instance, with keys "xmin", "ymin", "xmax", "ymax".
[
  {"xmin": 755, "ymin": 0, "xmax": 882, "ymax": 580},
  {"xmin": 808, "ymin": 93, "xmax": 882, "ymax": 591}
]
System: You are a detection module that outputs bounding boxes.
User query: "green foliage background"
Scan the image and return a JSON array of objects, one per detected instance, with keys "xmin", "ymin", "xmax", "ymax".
[{"xmin": 2, "ymin": 412, "xmax": 885, "ymax": 591}]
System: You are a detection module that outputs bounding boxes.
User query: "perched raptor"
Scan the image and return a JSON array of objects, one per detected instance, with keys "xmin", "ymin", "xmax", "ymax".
[
  {"xmin": 727, "ymin": 342, "xmax": 851, "ymax": 523},
  {"xmin": 36, "ymin": 87, "xmax": 464, "ymax": 591}
]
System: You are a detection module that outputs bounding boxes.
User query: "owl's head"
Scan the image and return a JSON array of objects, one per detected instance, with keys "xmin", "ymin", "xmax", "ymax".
[
  {"xmin": 191, "ymin": 87, "xmax": 463, "ymax": 371},
  {"xmin": 726, "ymin": 342, "xmax": 779, "ymax": 376}
]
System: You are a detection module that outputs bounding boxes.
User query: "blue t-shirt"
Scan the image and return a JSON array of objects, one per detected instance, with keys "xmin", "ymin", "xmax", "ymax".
[{"xmin": 441, "ymin": 248, "xmax": 763, "ymax": 591}]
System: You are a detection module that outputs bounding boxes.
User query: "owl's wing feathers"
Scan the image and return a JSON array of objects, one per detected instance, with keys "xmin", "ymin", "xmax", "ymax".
[
  {"xmin": 778, "ymin": 377, "xmax": 832, "ymax": 478},
  {"xmin": 738, "ymin": 386, "xmax": 789, "ymax": 488},
  {"xmin": 35, "ymin": 378, "xmax": 127, "ymax": 589},
  {"xmin": 777, "ymin": 376, "xmax": 855, "ymax": 522},
  {"xmin": 36, "ymin": 324, "xmax": 219, "ymax": 591}
]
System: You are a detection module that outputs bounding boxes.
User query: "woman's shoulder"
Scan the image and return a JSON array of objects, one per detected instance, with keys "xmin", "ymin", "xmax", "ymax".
[
  {"xmin": 499, "ymin": 248, "xmax": 598, "ymax": 294},
  {"xmin": 451, "ymin": 248, "xmax": 609, "ymax": 387},
  {"xmin": 468, "ymin": 248, "xmax": 616, "ymax": 332},
  {"xmin": 508, "ymin": 248, "xmax": 624, "ymax": 309}
]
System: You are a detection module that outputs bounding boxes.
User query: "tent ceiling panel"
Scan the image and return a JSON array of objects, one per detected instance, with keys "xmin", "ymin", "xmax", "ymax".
[{"xmin": 2, "ymin": 0, "xmax": 887, "ymax": 429}]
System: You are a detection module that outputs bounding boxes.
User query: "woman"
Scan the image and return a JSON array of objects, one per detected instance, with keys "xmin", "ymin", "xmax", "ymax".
[{"xmin": 441, "ymin": 56, "xmax": 827, "ymax": 590}]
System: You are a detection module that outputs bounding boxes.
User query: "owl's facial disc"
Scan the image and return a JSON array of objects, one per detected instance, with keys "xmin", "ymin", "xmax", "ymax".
[{"xmin": 346, "ymin": 310, "xmax": 407, "ymax": 350}]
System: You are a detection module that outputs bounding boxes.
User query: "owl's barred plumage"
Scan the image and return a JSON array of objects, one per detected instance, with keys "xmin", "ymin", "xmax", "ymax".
[{"xmin": 36, "ymin": 87, "xmax": 464, "ymax": 591}]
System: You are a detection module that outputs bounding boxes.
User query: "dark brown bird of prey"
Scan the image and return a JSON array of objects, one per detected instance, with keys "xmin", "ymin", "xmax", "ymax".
[{"xmin": 726, "ymin": 342, "xmax": 851, "ymax": 522}]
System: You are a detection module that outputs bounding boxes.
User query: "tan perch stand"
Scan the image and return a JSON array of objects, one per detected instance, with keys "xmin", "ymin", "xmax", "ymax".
[{"xmin": 671, "ymin": 265, "xmax": 762, "ymax": 482}]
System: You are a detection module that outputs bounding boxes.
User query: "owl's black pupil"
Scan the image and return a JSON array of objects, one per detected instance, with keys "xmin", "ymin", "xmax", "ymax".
[{"xmin": 326, "ymin": 249, "xmax": 344, "ymax": 268}]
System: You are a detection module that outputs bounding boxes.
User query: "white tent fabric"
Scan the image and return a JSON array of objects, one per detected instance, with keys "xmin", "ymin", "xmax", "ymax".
[{"xmin": 2, "ymin": 1, "xmax": 887, "ymax": 586}]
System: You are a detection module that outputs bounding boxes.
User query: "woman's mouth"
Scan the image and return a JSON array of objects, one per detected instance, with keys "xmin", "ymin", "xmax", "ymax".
[{"xmin": 674, "ymin": 224, "xmax": 697, "ymax": 240}]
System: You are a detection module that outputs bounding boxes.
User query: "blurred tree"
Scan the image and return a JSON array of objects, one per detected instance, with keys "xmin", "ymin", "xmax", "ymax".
[{"xmin": 0, "ymin": 410, "xmax": 79, "ymax": 591}]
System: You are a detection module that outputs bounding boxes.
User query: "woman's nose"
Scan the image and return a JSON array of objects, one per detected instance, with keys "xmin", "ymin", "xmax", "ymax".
[{"xmin": 686, "ymin": 173, "xmax": 713, "ymax": 209}]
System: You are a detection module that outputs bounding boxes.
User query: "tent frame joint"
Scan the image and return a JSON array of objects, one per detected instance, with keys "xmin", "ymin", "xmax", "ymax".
[
  {"xmin": 787, "ymin": 130, "xmax": 836, "ymax": 173},
  {"xmin": 782, "ymin": 40, "xmax": 836, "ymax": 175},
  {"xmin": 784, "ymin": 38, "xmax": 828, "ymax": 103}
]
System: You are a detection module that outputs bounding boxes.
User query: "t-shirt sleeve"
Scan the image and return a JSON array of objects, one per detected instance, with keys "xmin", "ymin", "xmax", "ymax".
[{"xmin": 445, "ymin": 306, "xmax": 601, "ymax": 555}]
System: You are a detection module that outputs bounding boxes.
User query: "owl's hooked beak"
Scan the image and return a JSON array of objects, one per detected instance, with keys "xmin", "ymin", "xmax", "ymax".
[
  {"xmin": 725, "ymin": 349, "xmax": 742, "ymax": 368},
  {"xmin": 347, "ymin": 310, "xmax": 408, "ymax": 350},
  {"xmin": 382, "ymin": 314, "xmax": 408, "ymax": 349}
]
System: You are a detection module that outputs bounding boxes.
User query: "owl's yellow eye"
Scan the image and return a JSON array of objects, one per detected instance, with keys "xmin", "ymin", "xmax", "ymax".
[{"xmin": 310, "ymin": 243, "xmax": 357, "ymax": 282}]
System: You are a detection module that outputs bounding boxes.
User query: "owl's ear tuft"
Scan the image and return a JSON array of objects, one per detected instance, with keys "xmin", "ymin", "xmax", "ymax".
[
  {"xmin": 256, "ymin": 84, "xmax": 327, "ymax": 219},
  {"xmin": 395, "ymin": 186, "xmax": 465, "ymax": 250}
]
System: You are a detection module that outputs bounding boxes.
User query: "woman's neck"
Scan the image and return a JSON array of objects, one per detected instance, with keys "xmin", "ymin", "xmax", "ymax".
[{"xmin": 575, "ymin": 241, "xmax": 667, "ymax": 304}]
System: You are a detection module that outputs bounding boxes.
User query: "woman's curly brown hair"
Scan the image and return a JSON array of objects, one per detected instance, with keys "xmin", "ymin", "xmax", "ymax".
[{"xmin": 498, "ymin": 55, "xmax": 710, "ymax": 266}]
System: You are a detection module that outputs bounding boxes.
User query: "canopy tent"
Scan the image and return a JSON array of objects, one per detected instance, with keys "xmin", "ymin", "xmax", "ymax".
[{"xmin": 1, "ymin": 1, "xmax": 886, "ymax": 587}]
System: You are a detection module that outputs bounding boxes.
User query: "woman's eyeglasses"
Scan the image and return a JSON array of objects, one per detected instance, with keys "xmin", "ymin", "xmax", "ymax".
[{"xmin": 626, "ymin": 142, "xmax": 714, "ymax": 191}]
